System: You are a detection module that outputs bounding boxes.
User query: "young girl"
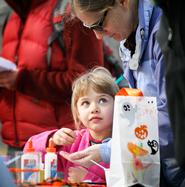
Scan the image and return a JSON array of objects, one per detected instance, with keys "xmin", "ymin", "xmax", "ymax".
[{"xmin": 24, "ymin": 67, "xmax": 119, "ymax": 183}]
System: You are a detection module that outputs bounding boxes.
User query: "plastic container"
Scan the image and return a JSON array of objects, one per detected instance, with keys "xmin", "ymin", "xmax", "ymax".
[
  {"xmin": 44, "ymin": 138, "xmax": 57, "ymax": 180},
  {"xmin": 21, "ymin": 139, "xmax": 41, "ymax": 183},
  {"xmin": 39, "ymin": 162, "xmax": 44, "ymax": 182}
]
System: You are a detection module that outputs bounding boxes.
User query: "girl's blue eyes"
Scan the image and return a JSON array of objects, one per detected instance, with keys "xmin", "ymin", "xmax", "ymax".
[
  {"xmin": 81, "ymin": 98, "xmax": 108, "ymax": 106},
  {"xmin": 99, "ymin": 98, "xmax": 107, "ymax": 103},
  {"xmin": 81, "ymin": 101, "xmax": 89, "ymax": 106}
]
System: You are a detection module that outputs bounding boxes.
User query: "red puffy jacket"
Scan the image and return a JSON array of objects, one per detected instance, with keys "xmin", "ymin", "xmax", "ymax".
[{"xmin": 0, "ymin": 0, "xmax": 104, "ymax": 147}]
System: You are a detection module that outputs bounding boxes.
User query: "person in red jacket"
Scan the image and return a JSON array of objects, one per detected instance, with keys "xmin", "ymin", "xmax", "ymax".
[{"xmin": 0, "ymin": 0, "xmax": 106, "ymax": 154}]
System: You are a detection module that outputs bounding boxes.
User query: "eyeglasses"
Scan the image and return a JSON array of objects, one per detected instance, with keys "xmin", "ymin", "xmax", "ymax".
[{"xmin": 83, "ymin": 10, "xmax": 108, "ymax": 31}]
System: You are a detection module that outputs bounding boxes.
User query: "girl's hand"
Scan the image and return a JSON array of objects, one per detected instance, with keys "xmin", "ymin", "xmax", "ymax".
[
  {"xmin": 52, "ymin": 128, "xmax": 76, "ymax": 146},
  {"xmin": 68, "ymin": 166, "xmax": 88, "ymax": 183}
]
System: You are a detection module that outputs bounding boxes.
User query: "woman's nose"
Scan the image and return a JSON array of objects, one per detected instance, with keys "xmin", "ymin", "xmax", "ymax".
[{"xmin": 93, "ymin": 30, "xmax": 104, "ymax": 40}]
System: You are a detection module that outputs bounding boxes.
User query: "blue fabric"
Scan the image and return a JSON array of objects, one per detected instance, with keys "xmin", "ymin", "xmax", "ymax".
[
  {"xmin": 100, "ymin": 138, "xmax": 111, "ymax": 163},
  {"xmin": 119, "ymin": 0, "xmax": 174, "ymax": 159},
  {"xmin": 0, "ymin": 157, "xmax": 16, "ymax": 187}
]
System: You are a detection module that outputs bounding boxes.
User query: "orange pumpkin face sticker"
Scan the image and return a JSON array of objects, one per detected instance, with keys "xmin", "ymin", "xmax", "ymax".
[{"xmin": 135, "ymin": 125, "xmax": 148, "ymax": 140}]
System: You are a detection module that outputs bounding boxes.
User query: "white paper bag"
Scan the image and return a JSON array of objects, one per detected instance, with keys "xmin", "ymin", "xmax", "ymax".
[{"xmin": 108, "ymin": 96, "xmax": 160, "ymax": 187}]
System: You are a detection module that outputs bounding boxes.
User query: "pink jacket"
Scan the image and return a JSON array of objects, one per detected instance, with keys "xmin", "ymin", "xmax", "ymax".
[{"xmin": 24, "ymin": 129, "xmax": 109, "ymax": 183}]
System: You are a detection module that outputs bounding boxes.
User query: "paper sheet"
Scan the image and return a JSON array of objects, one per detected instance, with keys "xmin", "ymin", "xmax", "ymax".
[{"xmin": 0, "ymin": 57, "xmax": 16, "ymax": 72}]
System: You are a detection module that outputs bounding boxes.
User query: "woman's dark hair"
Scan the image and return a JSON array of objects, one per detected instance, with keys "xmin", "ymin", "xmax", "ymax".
[
  {"xmin": 72, "ymin": 0, "xmax": 115, "ymax": 12},
  {"xmin": 153, "ymin": 0, "xmax": 169, "ymax": 17}
]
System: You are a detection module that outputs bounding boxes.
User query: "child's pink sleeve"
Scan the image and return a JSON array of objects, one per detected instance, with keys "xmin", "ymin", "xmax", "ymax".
[{"xmin": 24, "ymin": 129, "xmax": 57, "ymax": 158}]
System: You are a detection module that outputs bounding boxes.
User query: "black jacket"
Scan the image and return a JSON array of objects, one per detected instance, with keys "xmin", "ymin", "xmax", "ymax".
[{"xmin": 156, "ymin": 1, "xmax": 185, "ymax": 186}]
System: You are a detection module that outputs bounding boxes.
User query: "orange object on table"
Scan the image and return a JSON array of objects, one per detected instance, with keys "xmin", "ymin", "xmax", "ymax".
[
  {"xmin": 116, "ymin": 87, "xmax": 143, "ymax": 96},
  {"xmin": 9, "ymin": 168, "xmax": 40, "ymax": 173}
]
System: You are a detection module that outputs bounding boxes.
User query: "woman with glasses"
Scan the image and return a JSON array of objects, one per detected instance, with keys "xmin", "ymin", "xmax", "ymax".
[{"xmin": 60, "ymin": 0, "xmax": 185, "ymax": 186}]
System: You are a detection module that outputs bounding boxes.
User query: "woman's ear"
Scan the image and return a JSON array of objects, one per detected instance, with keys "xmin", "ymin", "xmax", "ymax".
[{"xmin": 119, "ymin": 0, "xmax": 129, "ymax": 8}]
